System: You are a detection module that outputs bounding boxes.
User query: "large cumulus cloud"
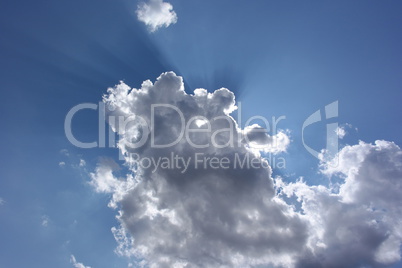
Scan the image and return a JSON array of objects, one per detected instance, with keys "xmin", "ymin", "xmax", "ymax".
[
  {"xmin": 92, "ymin": 72, "xmax": 305, "ymax": 267},
  {"xmin": 91, "ymin": 72, "xmax": 402, "ymax": 268}
]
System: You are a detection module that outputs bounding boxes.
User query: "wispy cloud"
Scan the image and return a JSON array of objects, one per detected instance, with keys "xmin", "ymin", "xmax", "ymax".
[
  {"xmin": 79, "ymin": 159, "xmax": 86, "ymax": 167},
  {"xmin": 60, "ymin": 149, "xmax": 69, "ymax": 156},
  {"xmin": 70, "ymin": 255, "xmax": 91, "ymax": 268},
  {"xmin": 41, "ymin": 215, "xmax": 49, "ymax": 227}
]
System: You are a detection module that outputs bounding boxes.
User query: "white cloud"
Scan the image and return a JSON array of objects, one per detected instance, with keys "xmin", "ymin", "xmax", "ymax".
[
  {"xmin": 136, "ymin": 0, "xmax": 177, "ymax": 32},
  {"xmin": 59, "ymin": 161, "xmax": 66, "ymax": 167},
  {"xmin": 90, "ymin": 158, "xmax": 136, "ymax": 209},
  {"xmin": 278, "ymin": 140, "xmax": 402, "ymax": 267},
  {"xmin": 70, "ymin": 255, "xmax": 91, "ymax": 268},
  {"xmin": 335, "ymin": 123, "xmax": 357, "ymax": 139},
  {"xmin": 79, "ymin": 159, "xmax": 86, "ymax": 167},
  {"xmin": 0, "ymin": 198, "xmax": 4, "ymax": 205},
  {"xmin": 92, "ymin": 72, "xmax": 402, "ymax": 267},
  {"xmin": 335, "ymin": 126, "xmax": 346, "ymax": 139}
]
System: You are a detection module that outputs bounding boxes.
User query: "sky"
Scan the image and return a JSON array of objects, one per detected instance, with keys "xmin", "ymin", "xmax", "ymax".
[{"xmin": 0, "ymin": 0, "xmax": 402, "ymax": 267}]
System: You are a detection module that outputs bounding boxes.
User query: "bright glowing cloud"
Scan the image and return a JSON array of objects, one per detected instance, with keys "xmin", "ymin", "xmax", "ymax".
[{"xmin": 136, "ymin": 0, "xmax": 177, "ymax": 32}]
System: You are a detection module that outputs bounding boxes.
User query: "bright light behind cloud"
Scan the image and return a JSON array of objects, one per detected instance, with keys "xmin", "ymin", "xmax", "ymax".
[
  {"xmin": 136, "ymin": 0, "xmax": 177, "ymax": 32},
  {"xmin": 88, "ymin": 72, "xmax": 402, "ymax": 267}
]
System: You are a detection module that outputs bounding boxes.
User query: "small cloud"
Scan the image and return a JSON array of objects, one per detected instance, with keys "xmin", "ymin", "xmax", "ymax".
[
  {"xmin": 79, "ymin": 159, "xmax": 86, "ymax": 167},
  {"xmin": 0, "ymin": 198, "xmax": 4, "ymax": 205},
  {"xmin": 336, "ymin": 123, "xmax": 357, "ymax": 139},
  {"xmin": 59, "ymin": 161, "xmax": 66, "ymax": 167},
  {"xmin": 70, "ymin": 255, "xmax": 91, "ymax": 268},
  {"xmin": 335, "ymin": 126, "xmax": 346, "ymax": 139},
  {"xmin": 89, "ymin": 158, "xmax": 123, "ymax": 205},
  {"xmin": 136, "ymin": 0, "xmax": 177, "ymax": 32},
  {"xmin": 41, "ymin": 215, "xmax": 49, "ymax": 227}
]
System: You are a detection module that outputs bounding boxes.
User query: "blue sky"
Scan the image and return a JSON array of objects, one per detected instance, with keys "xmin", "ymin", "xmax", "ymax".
[{"xmin": 1, "ymin": 0, "xmax": 402, "ymax": 267}]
